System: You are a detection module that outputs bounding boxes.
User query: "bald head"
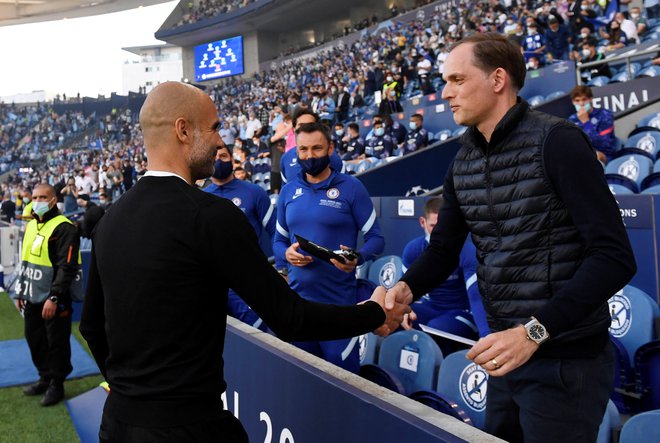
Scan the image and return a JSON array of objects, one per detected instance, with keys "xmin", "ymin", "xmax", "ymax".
[
  {"xmin": 139, "ymin": 82, "xmax": 213, "ymax": 148},
  {"xmin": 33, "ymin": 183, "xmax": 56, "ymax": 200}
]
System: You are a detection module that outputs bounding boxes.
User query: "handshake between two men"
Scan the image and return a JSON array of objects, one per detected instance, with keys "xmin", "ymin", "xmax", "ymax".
[{"xmin": 373, "ymin": 281, "xmax": 541, "ymax": 377}]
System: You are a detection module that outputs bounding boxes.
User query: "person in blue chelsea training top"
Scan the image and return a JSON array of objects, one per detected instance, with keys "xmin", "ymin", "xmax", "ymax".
[
  {"xmin": 204, "ymin": 144, "xmax": 275, "ymax": 330},
  {"xmin": 274, "ymin": 122, "xmax": 385, "ymax": 373}
]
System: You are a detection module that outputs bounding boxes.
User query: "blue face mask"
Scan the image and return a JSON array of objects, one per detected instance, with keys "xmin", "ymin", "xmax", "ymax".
[
  {"xmin": 574, "ymin": 102, "xmax": 592, "ymax": 113},
  {"xmin": 374, "ymin": 128, "xmax": 385, "ymax": 136},
  {"xmin": 335, "ymin": 129, "xmax": 344, "ymax": 137},
  {"xmin": 32, "ymin": 201, "xmax": 51, "ymax": 217},
  {"xmin": 409, "ymin": 122, "xmax": 417, "ymax": 130},
  {"xmin": 298, "ymin": 155, "xmax": 330, "ymax": 177},
  {"xmin": 212, "ymin": 159, "xmax": 234, "ymax": 180}
]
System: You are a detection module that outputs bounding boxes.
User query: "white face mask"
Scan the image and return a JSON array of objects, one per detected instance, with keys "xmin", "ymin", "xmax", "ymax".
[{"xmin": 386, "ymin": 76, "xmax": 394, "ymax": 82}]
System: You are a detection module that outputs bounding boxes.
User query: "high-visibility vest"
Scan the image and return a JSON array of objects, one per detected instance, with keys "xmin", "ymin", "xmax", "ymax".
[{"xmin": 14, "ymin": 215, "xmax": 83, "ymax": 303}]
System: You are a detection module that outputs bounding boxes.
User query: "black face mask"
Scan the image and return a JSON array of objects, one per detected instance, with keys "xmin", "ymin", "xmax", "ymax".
[
  {"xmin": 212, "ymin": 159, "xmax": 234, "ymax": 180},
  {"xmin": 298, "ymin": 155, "xmax": 330, "ymax": 177}
]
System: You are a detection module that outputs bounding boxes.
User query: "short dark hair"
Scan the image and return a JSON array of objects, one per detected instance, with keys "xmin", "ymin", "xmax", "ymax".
[
  {"xmin": 293, "ymin": 108, "xmax": 318, "ymax": 127},
  {"xmin": 295, "ymin": 122, "xmax": 332, "ymax": 145},
  {"xmin": 423, "ymin": 196, "xmax": 443, "ymax": 217},
  {"xmin": 453, "ymin": 33, "xmax": 527, "ymax": 91},
  {"xmin": 347, "ymin": 123, "xmax": 360, "ymax": 133},
  {"xmin": 411, "ymin": 113, "xmax": 423, "ymax": 122},
  {"xmin": 570, "ymin": 85, "xmax": 593, "ymax": 100}
]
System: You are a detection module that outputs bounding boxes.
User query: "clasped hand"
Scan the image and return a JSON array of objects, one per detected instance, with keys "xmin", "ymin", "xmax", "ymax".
[{"xmin": 366, "ymin": 286, "xmax": 411, "ymax": 336}]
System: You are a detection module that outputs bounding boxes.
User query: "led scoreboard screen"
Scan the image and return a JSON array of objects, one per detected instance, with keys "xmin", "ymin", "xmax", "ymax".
[{"xmin": 194, "ymin": 35, "xmax": 244, "ymax": 82}]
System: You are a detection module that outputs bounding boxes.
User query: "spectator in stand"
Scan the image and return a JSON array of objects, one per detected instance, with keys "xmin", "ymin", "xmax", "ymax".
[
  {"xmin": 61, "ymin": 178, "xmax": 79, "ymax": 214},
  {"xmin": 599, "ymin": 19, "xmax": 629, "ymax": 52},
  {"xmin": 252, "ymin": 135, "xmax": 269, "ymax": 159},
  {"xmin": 522, "ymin": 22, "xmax": 546, "ymax": 63},
  {"xmin": 416, "ymin": 52, "xmax": 434, "ymax": 95},
  {"xmin": 76, "ymin": 194, "xmax": 105, "ymax": 239},
  {"xmin": 1, "ymin": 193, "xmax": 16, "ymax": 223},
  {"xmin": 245, "ymin": 111, "xmax": 262, "ymax": 140},
  {"xmin": 545, "ymin": 16, "xmax": 571, "ymax": 61},
  {"xmin": 630, "ymin": 7, "xmax": 648, "ymax": 38},
  {"xmin": 220, "ymin": 121, "xmax": 237, "ymax": 148},
  {"xmin": 365, "ymin": 120, "xmax": 395, "ymax": 159},
  {"xmin": 568, "ymin": 85, "xmax": 616, "ymax": 163},
  {"xmin": 403, "ymin": 114, "xmax": 429, "ymax": 155},
  {"xmin": 575, "ymin": 41, "xmax": 612, "ymax": 81},
  {"xmin": 342, "ymin": 123, "xmax": 365, "ymax": 161},
  {"xmin": 335, "ymin": 85, "xmax": 350, "ymax": 123},
  {"xmin": 614, "ymin": 12, "xmax": 639, "ymax": 44},
  {"xmin": 332, "ymin": 123, "xmax": 346, "ymax": 157},
  {"xmin": 122, "ymin": 159, "xmax": 135, "ymax": 193}
]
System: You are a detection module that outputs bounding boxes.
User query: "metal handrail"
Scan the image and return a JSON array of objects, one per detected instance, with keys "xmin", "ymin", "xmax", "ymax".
[{"xmin": 575, "ymin": 47, "xmax": 659, "ymax": 84}]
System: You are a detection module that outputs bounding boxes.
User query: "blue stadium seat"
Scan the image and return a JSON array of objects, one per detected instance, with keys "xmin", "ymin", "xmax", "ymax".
[
  {"xmin": 608, "ymin": 285, "xmax": 660, "ymax": 367},
  {"xmin": 597, "ymin": 400, "xmax": 621, "ymax": 443},
  {"xmin": 368, "ymin": 255, "xmax": 404, "ymax": 289},
  {"xmin": 409, "ymin": 390, "xmax": 472, "ymax": 425},
  {"xmin": 634, "ymin": 340, "xmax": 660, "ymax": 411},
  {"xmin": 435, "ymin": 129, "xmax": 453, "ymax": 141},
  {"xmin": 641, "ymin": 184, "xmax": 660, "ymax": 195},
  {"xmin": 638, "ymin": 112, "xmax": 660, "ymax": 130},
  {"xmin": 609, "ymin": 183, "xmax": 636, "ymax": 195},
  {"xmin": 452, "ymin": 127, "xmax": 467, "ymax": 137},
  {"xmin": 636, "ymin": 66, "xmax": 660, "ymax": 78},
  {"xmin": 377, "ymin": 330, "xmax": 444, "ymax": 395},
  {"xmin": 356, "ymin": 160, "xmax": 371, "ymax": 174},
  {"xmin": 610, "ymin": 336, "xmax": 636, "ymax": 413},
  {"xmin": 355, "ymin": 260, "xmax": 371, "ymax": 280},
  {"xmin": 436, "ymin": 349, "xmax": 488, "ymax": 429},
  {"xmin": 624, "ymin": 131, "xmax": 660, "ymax": 158},
  {"xmin": 588, "ymin": 76, "xmax": 610, "ymax": 87},
  {"xmin": 343, "ymin": 162, "xmax": 358, "ymax": 175},
  {"xmin": 619, "ymin": 410, "xmax": 660, "ymax": 443},
  {"xmin": 359, "ymin": 364, "xmax": 406, "ymax": 395},
  {"xmin": 610, "ymin": 71, "xmax": 631, "ymax": 83},
  {"xmin": 359, "ymin": 333, "xmax": 383, "ymax": 366},
  {"xmin": 544, "ymin": 91, "xmax": 566, "ymax": 102},
  {"xmin": 605, "ymin": 154, "xmax": 654, "ymax": 193},
  {"xmin": 527, "ymin": 95, "xmax": 545, "ymax": 107},
  {"xmin": 642, "ymin": 31, "xmax": 660, "ymax": 42},
  {"xmin": 252, "ymin": 172, "xmax": 264, "ymax": 184}
]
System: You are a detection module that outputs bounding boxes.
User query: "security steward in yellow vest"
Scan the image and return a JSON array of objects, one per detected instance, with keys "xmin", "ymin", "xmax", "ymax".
[{"xmin": 14, "ymin": 184, "xmax": 81, "ymax": 407}]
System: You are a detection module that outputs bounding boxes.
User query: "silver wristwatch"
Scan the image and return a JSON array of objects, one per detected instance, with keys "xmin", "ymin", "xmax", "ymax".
[{"xmin": 524, "ymin": 317, "xmax": 549, "ymax": 344}]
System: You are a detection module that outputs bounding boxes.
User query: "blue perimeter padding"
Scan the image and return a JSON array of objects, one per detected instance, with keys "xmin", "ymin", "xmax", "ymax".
[
  {"xmin": 0, "ymin": 336, "xmax": 100, "ymax": 388},
  {"xmin": 66, "ymin": 386, "xmax": 107, "ymax": 443}
]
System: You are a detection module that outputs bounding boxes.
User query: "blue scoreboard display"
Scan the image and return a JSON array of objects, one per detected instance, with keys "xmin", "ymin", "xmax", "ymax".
[{"xmin": 193, "ymin": 35, "xmax": 244, "ymax": 82}]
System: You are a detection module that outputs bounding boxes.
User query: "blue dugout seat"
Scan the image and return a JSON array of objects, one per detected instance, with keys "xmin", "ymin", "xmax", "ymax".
[
  {"xmin": 624, "ymin": 131, "xmax": 660, "ymax": 158},
  {"xmin": 359, "ymin": 333, "xmax": 383, "ymax": 366},
  {"xmin": 605, "ymin": 154, "xmax": 654, "ymax": 193},
  {"xmin": 359, "ymin": 364, "xmax": 406, "ymax": 395},
  {"xmin": 635, "ymin": 340, "xmax": 660, "ymax": 411},
  {"xmin": 638, "ymin": 112, "xmax": 660, "ymax": 130},
  {"xmin": 619, "ymin": 409, "xmax": 660, "ymax": 443},
  {"xmin": 597, "ymin": 400, "xmax": 621, "ymax": 443},
  {"xmin": 368, "ymin": 255, "xmax": 404, "ymax": 289},
  {"xmin": 409, "ymin": 390, "xmax": 473, "ymax": 425},
  {"xmin": 608, "ymin": 285, "xmax": 660, "ymax": 367},
  {"xmin": 436, "ymin": 349, "xmax": 488, "ymax": 429},
  {"xmin": 610, "ymin": 336, "xmax": 636, "ymax": 413},
  {"xmin": 377, "ymin": 330, "xmax": 444, "ymax": 395}
]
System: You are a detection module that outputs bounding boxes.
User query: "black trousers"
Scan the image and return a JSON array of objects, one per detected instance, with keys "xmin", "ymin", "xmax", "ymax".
[
  {"xmin": 99, "ymin": 410, "xmax": 249, "ymax": 443},
  {"xmin": 485, "ymin": 342, "xmax": 615, "ymax": 443},
  {"xmin": 24, "ymin": 301, "xmax": 73, "ymax": 383}
]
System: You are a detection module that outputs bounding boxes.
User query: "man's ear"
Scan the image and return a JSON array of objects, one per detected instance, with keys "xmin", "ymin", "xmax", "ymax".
[
  {"xmin": 492, "ymin": 67, "xmax": 508, "ymax": 94},
  {"xmin": 174, "ymin": 117, "xmax": 192, "ymax": 143}
]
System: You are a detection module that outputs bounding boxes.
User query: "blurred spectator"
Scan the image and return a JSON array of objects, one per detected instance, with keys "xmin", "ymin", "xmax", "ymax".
[
  {"xmin": 342, "ymin": 123, "xmax": 365, "ymax": 161},
  {"xmin": 576, "ymin": 41, "xmax": 612, "ymax": 80},
  {"xmin": 522, "ymin": 22, "xmax": 547, "ymax": 62},
  {"xmin": 220, "ymin": 121, "xmax": 237, "ymax": 148},
  {"xmin": 545, "ymin": 16, "xmax": 571, "ymax": 61},
  {"xmin": 599, "ymin": 19, "xmax": 629, "ymax": 52},
  {"xmin": 365, "ymin": 120, "xmax": 395, "ymax": 159},
  {"xmin": 1, "ymin": 193, "xmax": 16, "ymax": 223},
  {"xmin": 568, "ymin": 85, "xmax": 615, "ymax": 163},
  {"xmin": 76, "ymin": 194, "xmax": 105, "ymax": 239},
  {"xmin": 630, "ymin": 7, "xmax": 649, "ymax": 37},
  {"xmin": 614, "ymin": 12, "xmax": 640, "ymax": 44},
  {"xmin": 403, "ymin": 113, "xmax": 429, "ymax": 155}
]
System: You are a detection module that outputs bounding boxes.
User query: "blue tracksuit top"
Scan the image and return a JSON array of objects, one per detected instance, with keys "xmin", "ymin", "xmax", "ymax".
[
  {"xmin": 203, "ymin": 179, "xmax": 275, "ymax": 242},
  {"xmin": 274, "ymin": 170, "xmax": 384, "ymax": 305},
  {"xmin": 402, "ymin": 235, "xmax": 490, "ymax": 337},
  {"xmin": 279, "ymin": 148, "xmax": 344, "ymax": 184}
]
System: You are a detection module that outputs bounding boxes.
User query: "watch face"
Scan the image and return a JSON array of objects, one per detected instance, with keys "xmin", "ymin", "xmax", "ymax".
[{"xmin": 529, "ymin": 324, "xmax": 545, "ymax": 340}]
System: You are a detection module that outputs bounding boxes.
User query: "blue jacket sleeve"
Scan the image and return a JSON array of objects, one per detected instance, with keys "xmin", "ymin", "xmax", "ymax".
[
  {"xmin": 273, "ymin": 192, "xmax": 291, "ymax": 269},
  {"xmin": 351, "ymin": 181, "xmax": 384, "ymax": 264},
  {"xmin": 569, "ymin": 109, "xmax": 615, "ymax": 155},
  {"xmin": 459, "ymin": 240, "xmax": 490, "ymax": 337},
  {"xmin": 257, "ymin": 188, "xmax": 276, "ymax": 239}
]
